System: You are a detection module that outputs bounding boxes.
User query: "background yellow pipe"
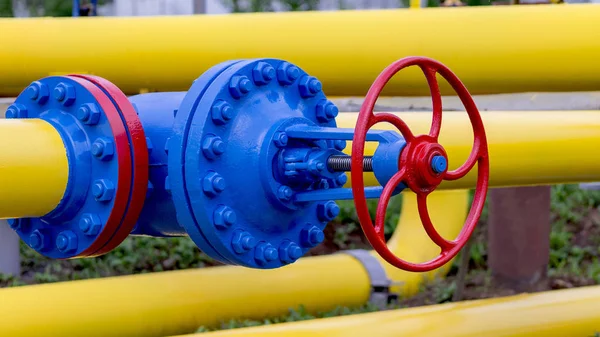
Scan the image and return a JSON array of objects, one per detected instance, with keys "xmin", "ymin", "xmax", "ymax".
[
  {"xmin": 338, "ymin": 110, "xmax": 600, "ymax": 189},
  {"xmin": 183, "ymin": 285, "xmax": 600, "ymax": 337},
  {"xmin": 0, "ymin": 190, "xmax": 468, "ymax": 337},
  {"xmin": 0, "ymin": 119, "xmax": 68, "ymax": 218},
  {"xmin": 1, "ymin": 5, "xmax": 599, "ymax": 96}
]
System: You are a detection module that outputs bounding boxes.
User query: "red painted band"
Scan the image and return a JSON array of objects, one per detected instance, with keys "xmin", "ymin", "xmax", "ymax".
[
  {"xmin": 72, "ymin": 74, "xmax": 149, "ymax": 257},
  {"xmin": 66, "ymin": 76, "xmax": 133, "ymax": 258}
]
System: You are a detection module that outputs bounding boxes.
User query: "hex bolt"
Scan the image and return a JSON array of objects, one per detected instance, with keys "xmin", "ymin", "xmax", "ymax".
[
  {"xmin": 26, "ymin": 81, "xmax": 49, "ymax": 104},
  {"xmin": 231, "ymin": 231, "xmax": 257, "ymax": 254},
  {"xmin": 316, "ymin": 100, "xmax": 339, "ymax": 123},
  {"xmin": 335, "ymin": 173, "xmax": 348, "ymax": 186},
  {"xmin": 92, "ymin": 179, "xmax": 115, "ymax": 202},
  {"xmin": 79, "ymin": 213, "xmax": 102, "ymax": 236},
  {"xmin": 202, "ymin": 172, "xmax": 226, "ymax": 197},
  {"xmin": 29, "ymin": 230, "xmax": 47, "ymax": 251},
  {"xmin": 56, "ymin": 230, "xmax": 78, "ymax": 253},
  {"xmin": 211, "ymin": 100, "xmax": 236, "ymax": 125},
  {"xmin": 91, "ymin": 138, "xmax": 115, "ymax": 161},
  {"xmin": 53, "ymin": 82, "xmax": 76, "ymax": 106},
  {"xmin": 318, "ymin": 201, "xmax": 341, "ymax": 222},
  {"xmin": 5, "ymin": 104, "xmax": 27, "ymax": 119},
  {"xmin": 202, "ymin": 135, "xmax": 226, "ymax": 160},
  {"xmin": 213, "ymin": 205, "xmax": 237, "ymax": 230},
  {"xmin": 333, "ymin": 140, "xmax": 347, "ymax": 151},
  {"xmin": 255, "ymin": 242, "xmax": 279, "ymax": 265},
  {"xmin": 277, "ymin": 62, "xmax": 300, "ymax": 85},
  {"xmin": 229, "ymin": 75, "xmax": 252, "ymax": 99},
  {"xmin": 252, "ymin": 62, "xmax": 276, "ymax": 86},
  {"xmin": 301, "ymin": 225, "xmax": 325, "ymax": 248},
  {"xmin": 273, "ymin": 132, "xmax": 288, "ymax": 148},
  {"xmin": 298, "ymin": 76, "xmax": 323, "ymax": 98},
  {"xmin": 277, "ymin": 185, "xmax": 293, "ymax": 202},
  {"xmin": 77, "ymin": 103, "xmax": 101, "ymax": 125},
  {"xmin": 279, "ymin": 241, "xmax": 303, "ymax": 264}
]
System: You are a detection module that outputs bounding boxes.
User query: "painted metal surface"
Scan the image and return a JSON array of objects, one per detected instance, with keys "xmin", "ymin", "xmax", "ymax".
[
  {"xmin": 5, "ymin": 75, "xmax": 148, "ymax": 259},
  {"xmin": 352, "ymin": 56, "xmax": 489, "ymax": 272},
  {"xmin": 0, "ymin": 190, "xmax": 468, "ymax": 337},
  {"xmin": 0, "ymin": 119, "xmax": 68, "ymax": 218},
  {"xmin": 1, "ymin": 5, "xmax": 599, "ymax": 97},
  {"xmin": 179, "ymin": 285, "xmax": 600, "ymax": 337}
]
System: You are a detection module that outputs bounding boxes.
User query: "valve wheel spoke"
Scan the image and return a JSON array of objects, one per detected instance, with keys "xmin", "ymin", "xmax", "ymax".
[{"xmin": 352, "ymin": 56, "xmax": 490, "ymax": 272}]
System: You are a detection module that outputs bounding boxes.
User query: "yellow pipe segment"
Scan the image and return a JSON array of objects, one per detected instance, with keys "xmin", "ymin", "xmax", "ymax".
[
  {"xmin": 0, "ymin": 119, "xmax": 68, "ymax": 218},
  {"xmin": 182, "ymin": 285, "xmax": 600, "ymax": 337},
  {"xmin": 1, "ymin": 5, "xmax": 600, "ymax": 96},
  {"xmin": 339, "ymin": 110, "xmax": 600, "ymax": 189},
  {"xmin": 0, "ymin": 190, "xmax": 468, "ymax": 337}
]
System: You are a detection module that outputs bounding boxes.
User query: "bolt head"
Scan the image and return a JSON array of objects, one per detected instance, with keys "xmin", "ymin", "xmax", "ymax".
[
  {"xmin": 301, "ymin": 225, "xmax": 324, "ymax": 248},
  {"xmin": 92, "ymin": 179, "xmax": 115, "ymax": 202},
  {"xmin": 54, "ymin": 83, "xmax": 76, "ymax": 106},
  {"xmin": 229, "ymin": 75, "xmax": 253, "ymax": 99},
  {"xmin": 79, "ymin": 213, "xmax": 102, "ymax": 236},
  {"xmin": 279, "ymin": 241, "xmax": 303, "ymax": 264},
  {"xmin": 202, "ymin": 135, "xmax": 226, "ymax": 160},
  {"xmin": 214, "ymin": 205, "xmax": 237, "ymax": 229},
  {"xmin": 277, "ymin": 62, "xmax": 300, "ymax": 85},
  {"xmin": 318, "ymin": 201, "xmax": 340, "ymax": 222},
  {"xmin": 203, "ymin": 172, "xmax": 226, "ymax": 197},
  {"xmin": 317, "ymin": 179, "xmax": 330, "ymax": 190},
  {"xmin": 77, "ymin": 103, "xmax": 101, "ymax": 125},
  {"xmin": 56, "ymin": 230, "xmax": 78, "ymax": 253},
  {"xmin": 273, "ymin": 132, "xmax": 288, "ymax": 148},
  {"xmin": 252, "ymin": 62, "xmax": 276, "ymax": 86},
  {"xmin": 26, "ymin": 81, "xmax": 49, "ymax": 104},
  {"xmin": 231, "ymin": 231, "xmax": 257, "ymax": 254},
  {"xmin": 333, "ymin": 140, "xmax": 347, "ymax": 151},
  {"xmin": 431, "ymin": 155, "xmax": 448, "ymax": 174},
  {"xmin": 298, "ymin": 76, "xmax": 322, "ymax": 98},
  {"xmin": 7, "ymin": 219, "xmax": 19, "ymax": 229},
  {"xmin": 5, "ymin": 104, "xmax": 28, "ymax": 119},
  {"xmin": 335, "ymin": 173, "xmax": 348, "ymax": 187},
  {"xmin": 91, "ymin": 138, "xmax": 114, "ymax": 161},
  {"xmin": 211, "ymin": 100, "xmax": 236, "ymax": 125},
  {"xmin": 277, "ymin": 185, "xmax": 293, "ymax": 202},
  {"xmin": 316, "ymin": 100, "xmax": 339, "ymax": 123},
  {"xmin": 255, "ymin": 242, "xmax": 279, "ymax": 265},
  {"xmin": 29, "ymin": 230, "xmax": 48, "ymax": 251}
]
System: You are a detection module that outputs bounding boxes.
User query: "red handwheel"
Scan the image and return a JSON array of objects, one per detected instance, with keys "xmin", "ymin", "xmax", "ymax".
[{"xmin": 351, "ymin": 56, "xmax": 490, "ymax": 272}]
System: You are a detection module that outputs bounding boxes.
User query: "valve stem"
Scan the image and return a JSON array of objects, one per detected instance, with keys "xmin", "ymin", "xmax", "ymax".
[{"xmin": 327, "ymin": 155, "xmax": 373, "ymax": 172}]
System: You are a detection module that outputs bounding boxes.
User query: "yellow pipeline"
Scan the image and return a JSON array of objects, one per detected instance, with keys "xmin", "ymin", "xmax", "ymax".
[
  {"xmin": 0, "ymin": 190, "xmax": 468, "ymax": 337},
  {"xmin": 1, "ymin": 5, "xmax": 600, "ymax": 96},
  {"xmin": 339, "ymin": 110, "xmax": 600, "ymax": 189},
  {"xmin": 0, "ymin": 119, "xmax": 68, "ymax": 218},
  {"xmin": 185, "ymin": 285, "xmax": 600, "ymax": 337}
]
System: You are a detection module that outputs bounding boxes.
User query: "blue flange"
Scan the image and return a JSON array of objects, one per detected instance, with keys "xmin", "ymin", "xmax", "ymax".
[
  {"xmin": 170, "ymin": 58, "xmax": 344, "ymax": 268},
  {"xmin": 6, "ymin": 76, "xmax": 126, "ymax": 259}
]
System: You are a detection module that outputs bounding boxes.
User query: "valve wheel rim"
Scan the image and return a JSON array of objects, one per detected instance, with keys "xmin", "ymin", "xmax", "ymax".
[{"xmin": 351, "ymin": 56, "xmax": 490, "ymax": 272}]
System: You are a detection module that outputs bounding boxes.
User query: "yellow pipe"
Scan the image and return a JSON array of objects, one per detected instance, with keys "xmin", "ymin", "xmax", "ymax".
[
  {"xmin": 182, "ymin": 285, "xmax": 600, "ymax": 337},
  {"xmin": 1, "ymin": 5, "xmax": 600, "ymax": 96},
  {"xmin": 0, "ymin": 190, "xmax": 468, "ymax": 337},
  {"xmin": 0, "ymin": 119, "xmax": 68, "ymax": 218},
  {"xmin": 338, "ymin": 110, "xmax": 600, "ymax": 189}
]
